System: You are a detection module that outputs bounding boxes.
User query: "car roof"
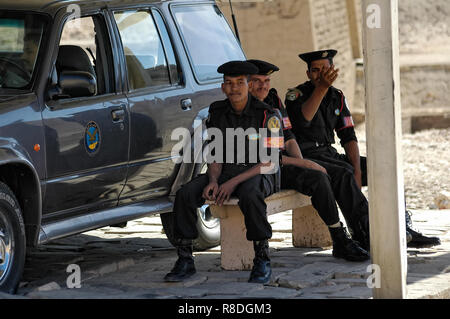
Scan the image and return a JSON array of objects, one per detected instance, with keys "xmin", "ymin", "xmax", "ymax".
[{"xmin": 0, "ymin": 0, "xmax": 214, "ymax": 15}]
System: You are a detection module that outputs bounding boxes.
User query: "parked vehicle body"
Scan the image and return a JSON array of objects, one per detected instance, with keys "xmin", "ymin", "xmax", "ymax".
[{"xmin": 0, "ymin": 0, "xmax": 245, "ymax": 293}]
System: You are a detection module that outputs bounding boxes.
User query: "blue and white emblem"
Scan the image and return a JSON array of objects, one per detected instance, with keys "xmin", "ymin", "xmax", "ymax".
[{"xmin": 85, "ymin": 121, "xmax": 100, "ymax": 155}]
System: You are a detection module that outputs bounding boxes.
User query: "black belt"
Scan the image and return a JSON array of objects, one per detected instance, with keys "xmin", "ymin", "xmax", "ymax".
[{"xmin": 299, "ymin": 141, "xmax": 331, "ymax": 151}]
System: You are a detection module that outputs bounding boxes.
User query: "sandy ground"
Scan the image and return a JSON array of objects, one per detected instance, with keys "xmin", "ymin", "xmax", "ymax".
[{"xmin": 347, "ymin": 125, "xmax": 450, "ymax": 210}]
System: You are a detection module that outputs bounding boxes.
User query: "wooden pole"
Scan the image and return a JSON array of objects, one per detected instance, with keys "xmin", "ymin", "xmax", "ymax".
[{"xmin": 361, "ymin": 0, "xmax": 408, "ymax": 298}]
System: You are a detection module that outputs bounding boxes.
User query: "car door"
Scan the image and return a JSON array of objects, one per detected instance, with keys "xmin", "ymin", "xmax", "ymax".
[
  {"xmin": 111, "ymin": 7, "xmax": 198, "ymax": 204},
  {"xmin": 41, "ymin": 11, "xmax": 130, "ymax": 219}
]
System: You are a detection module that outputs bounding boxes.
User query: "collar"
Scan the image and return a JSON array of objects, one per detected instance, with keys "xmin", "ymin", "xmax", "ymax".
[{"xmin": 226, "ymin": 94, "xmax": 256, "ymax": 117}]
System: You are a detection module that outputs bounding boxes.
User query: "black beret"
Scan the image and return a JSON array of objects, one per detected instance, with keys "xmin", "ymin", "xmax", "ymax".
[
  {"xmin": 217, "ymin": 60, "xmax": 259, "ymax": 76},
  {"xmin": 299, "ymin": 49, "xmax": 338, "ymax": 64},
  {"xmin": 246, "ymin": 59, "xmax": 279, "ymax": 75}
]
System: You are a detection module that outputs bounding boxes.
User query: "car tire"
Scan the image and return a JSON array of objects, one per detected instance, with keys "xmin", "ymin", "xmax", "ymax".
[
  {"xmin": 161, "ymin": 163, "xmax": 221, "ymax": 251},
  {"xmin": 0, "ymin": 182, "xmax": 26, "ymax": 294},
  {"xmin": 160, "ymin": 206, "xmax": 220, "ymax": 251}
]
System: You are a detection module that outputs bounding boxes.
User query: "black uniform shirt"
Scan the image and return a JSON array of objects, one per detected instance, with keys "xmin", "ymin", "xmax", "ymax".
[
  {"xmin": 206, "ymin": 94, "xmax": 284, "ymax": 175},
  {"xmin": 284, "ymin": 81, "xmax": 357, "ymax": 150}
]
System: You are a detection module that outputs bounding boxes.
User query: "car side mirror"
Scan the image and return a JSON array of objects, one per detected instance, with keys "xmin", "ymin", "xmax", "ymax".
[{"xmin": 58, "ymin": 71, "xmax": 97, "ymax": 99}]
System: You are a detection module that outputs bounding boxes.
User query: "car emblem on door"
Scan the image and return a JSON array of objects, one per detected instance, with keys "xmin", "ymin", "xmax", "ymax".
[{"xmin": 85, "ymin": 121, "xmax": 101, "ymax": 155}]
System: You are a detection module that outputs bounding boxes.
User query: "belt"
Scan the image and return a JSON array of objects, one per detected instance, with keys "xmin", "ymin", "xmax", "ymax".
[{"xmin": 299, "ymin": 141, "xmax": 331, "ymax": 151}]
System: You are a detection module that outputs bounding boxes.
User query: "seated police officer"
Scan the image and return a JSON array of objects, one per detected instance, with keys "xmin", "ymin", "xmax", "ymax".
[
  {"xmin": 164, "ymin": 61, "xmax": 284, "ymax": 284},
  {"xmin": 285, "ymin": 49, "xmax": 440, "ymax": 248},
  {"xmin": 247, "ymin": 59, "xmax": 369, "ymax": 261}
]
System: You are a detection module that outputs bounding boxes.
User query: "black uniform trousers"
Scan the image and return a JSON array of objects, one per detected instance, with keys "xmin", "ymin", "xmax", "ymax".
[
  {"xmin": 303, "ymin": 146, "xmax": 367, "ymax": 186},
  {"xmin": 280, "ymin": 165, "xmax": 340, "ymax": 226},
  {"xmin": 301, "ymin": 146, "xmax": 369, "ymax": 225},
  {"xmin": 173, "ymin": 170, "xmax": 275, "ymax": 242}
]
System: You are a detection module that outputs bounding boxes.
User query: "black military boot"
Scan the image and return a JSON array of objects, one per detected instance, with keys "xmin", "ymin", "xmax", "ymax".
[
  {"xmin": 329, "ymin": 223, "xmax": 370, "ymax": 262},
  {"xmin": 164, "ymin": 239, "xmax": 196, "ymax": 282},
  {"xmin": 348, "ymin": 214, "xmax": 370, "ymax": 251},
  {"xmin": 248, "ymin": 240, "xmax": 272, "ymax": 284},
  {"xmin": 405, "ymin": 210, "xmax": 441, "ymax": 248}
]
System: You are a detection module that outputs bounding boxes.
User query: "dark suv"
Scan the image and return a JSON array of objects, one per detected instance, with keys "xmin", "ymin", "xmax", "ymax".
[{"xmin": 0, "ymin": 0, "xmax": 245, "ymax": 293}]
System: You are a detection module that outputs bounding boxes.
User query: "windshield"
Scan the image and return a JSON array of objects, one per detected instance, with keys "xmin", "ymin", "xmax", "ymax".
[{"xmin": 0, "ymin": 12, "xmax": 47, "ymax": 89}]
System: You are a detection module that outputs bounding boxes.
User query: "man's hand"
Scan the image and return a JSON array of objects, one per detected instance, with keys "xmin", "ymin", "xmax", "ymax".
[
  {"xmin": 304, "ymin": 159, "xmax": 328, "ymax": 174},
  {"xmin": 202, "ymin": 182, "xmax": 219, "ymax": 201},
  {"xmin": 318, "ymin": 65, "xmax": 339, "ymax": 89},
  {"xmin": 215, "ymin": 179, "xmax": 239, "ymax": 206},
  {"xmin": 282, "ymin": 156, "xmax": 327, "ymax": 174}
]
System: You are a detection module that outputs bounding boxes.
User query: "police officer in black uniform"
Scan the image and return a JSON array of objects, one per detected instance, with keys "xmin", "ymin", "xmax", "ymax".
[
  {"xmin": 164, "ymin": 61, "xmax": 284, "ymax": 284},
  {"xmin": 247, "ymin": 59, "xmax": 369, "ymax": 261},
  {"xmin": 285, "ymin": 49, "xmax": 440, "ymax": 248}
]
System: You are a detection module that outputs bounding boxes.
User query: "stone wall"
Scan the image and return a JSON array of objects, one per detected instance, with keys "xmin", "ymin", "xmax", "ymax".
[
  {"xmin": 217, "ymin": 0, "xmax": 315, "ymax": 99},
  {"xmin": 217, "ymin": 0, "xmax": 358, "ymax": 108},
  {"xmin": 309, "ymin": 0, "xmax": 356, "ymax": 110},
  {"xmin": 398, "ymin": 0, "xmax": 450, "ymax": 54},
  {"xmin": 217, "ymin": 0, "xmax": 450, "ymax": 131}
]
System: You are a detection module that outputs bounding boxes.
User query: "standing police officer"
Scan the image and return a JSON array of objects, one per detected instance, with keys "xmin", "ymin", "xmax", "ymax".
[
  {"xmin": 247, "ymin": 59, "xmax": 369, "ymax": 261},
  {"xmin": 285, "ymin": 49, "xmax": 440, "ymax": 248},
  {"xmin": 164, "ymin": 61, "xmax": 284, "ymax": 284}
]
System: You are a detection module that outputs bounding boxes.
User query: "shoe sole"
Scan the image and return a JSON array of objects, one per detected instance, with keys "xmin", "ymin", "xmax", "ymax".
[
  {"xmin": 248, "ymin": 271, "xmax": 273, "ymax": 285},
  {"xmin": 407, "ymin": 242, "xmax": 441, "ymax": 248},
  {"xmin": 164, "ymin": 271, "xmax": 196, "ymax": 282}
]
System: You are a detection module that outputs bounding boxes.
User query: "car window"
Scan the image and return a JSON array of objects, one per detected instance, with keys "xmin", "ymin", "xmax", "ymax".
[
  {"xmin": 152, "ymin": 9, "xmax": 180, "ymax": 85},
  {"xmin": 114, "ymin": 10, "xmax": 171, "ymax": 90},
  {"xmin": 58, "ymin": 15, "xmax": 114, "ymax": 97},
  {"xmin": 172, "ymin": 4, "xmax": 245, "ymax": 83},
  {"xmin": 0, "ymin": 13, "xmax": 47, "ymax": 89}
]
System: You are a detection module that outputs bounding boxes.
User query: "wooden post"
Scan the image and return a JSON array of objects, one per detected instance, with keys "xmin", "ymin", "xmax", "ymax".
[{"xmin": 361, "ymin": 0, "xmax": 408, "ymax": 298}]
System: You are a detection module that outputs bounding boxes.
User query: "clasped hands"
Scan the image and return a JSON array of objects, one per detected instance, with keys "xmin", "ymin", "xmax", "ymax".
[{"xmin": 202, "ymin": 180, "xmax": 238, "ymax": 206}]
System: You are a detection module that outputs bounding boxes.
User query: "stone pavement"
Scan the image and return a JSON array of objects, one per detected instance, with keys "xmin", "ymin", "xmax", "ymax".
[{"xmin": 2, "ymin": 209, "xmax": 449, "ymax": 299}]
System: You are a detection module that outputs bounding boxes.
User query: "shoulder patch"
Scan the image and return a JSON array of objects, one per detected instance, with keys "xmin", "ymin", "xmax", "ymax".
[
  {"xmin": 285, "ymin": 88, "xmax": 303, "ymax": 101},
  {"xmin": 267, "ymin": 116, "xmax": 282, "ymax": 133}
]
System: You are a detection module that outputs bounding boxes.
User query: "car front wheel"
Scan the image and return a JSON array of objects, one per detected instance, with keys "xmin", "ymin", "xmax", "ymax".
[{"xmin": 0, "ymin": 182, "xmax": 26, "ymax": 294}]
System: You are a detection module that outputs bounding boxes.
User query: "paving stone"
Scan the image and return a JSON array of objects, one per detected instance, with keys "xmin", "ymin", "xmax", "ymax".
[
  {"xmin": 197, "ymin": 282, "xmax": 265, "ymax": 296},
  {"xmin": 407, "ymin": 273, "xmax": 450, "ymax": 299},
  {"xmin": 277, "ymin": 262, "xmax": 347, "ymax": 289},
  {"xmin": 301, "ymin": 283, "xmax": 351, "ymax": 295},
  {"xmin": 201, "ymin": 270, "xmax": 250, "ymax": 283},
  {"xmin": 15, "ymin": 208, "xmax": 450, "ymax": 300},
  {"xmin": 331, "ymin": 278, "xmax": 370, "ymax": 287},
  {"xmin": 148, "ymin": 287, "xmax": 209, "ymax": 298},
  {"xmin": 327, "ymin": 286, "xmax": 373, "ymax": 299},
  {"xmin": 35, "ymin": 281, "xmax": 61, "ymax": 292},
  {"xmin": 244, "ymin": 286, "xmax": 302, "ymax": 299},
  {"xmin": 0, "ymin": 292, "xmax": 29, "ymax": 299}
]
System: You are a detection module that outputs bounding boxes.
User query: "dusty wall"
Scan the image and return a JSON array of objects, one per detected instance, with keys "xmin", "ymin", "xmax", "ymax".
[
  {"xmin": 217, "ymin": 0, "xmax": 314, "ymax": 98},
  {"xmin": 309, "ymin": 0, "xmax": 356, "ymax": 110},
  {"xmin": 217, "ymin": 0, "xmax": 450, "ymax": 129},
  {"xmin": 217, "ymin": 0, "xmax": 358, "ymax": 108},
  {"xmin": 398, "ymin": 0, "xmax": 450, "ymax": 54}
]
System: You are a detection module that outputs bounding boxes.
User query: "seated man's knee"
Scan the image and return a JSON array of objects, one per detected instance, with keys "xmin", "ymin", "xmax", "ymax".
[
  {"xmin": 176, "ymin": 184, "xmax": 202, "ymax": 206},
  {"xmin": 306, "ymin": 170, "xmax": 332, "ymax": 189}
]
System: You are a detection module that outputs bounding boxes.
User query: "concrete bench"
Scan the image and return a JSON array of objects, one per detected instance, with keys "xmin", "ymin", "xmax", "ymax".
[{"xmin": 208, "ymin": 190, "xmax": 332, "ymax": 270}]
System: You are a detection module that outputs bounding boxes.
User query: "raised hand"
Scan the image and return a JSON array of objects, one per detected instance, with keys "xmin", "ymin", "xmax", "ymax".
[{"xmin": 318, "ymin": 65, "xmax": 339, "ymax": 89}]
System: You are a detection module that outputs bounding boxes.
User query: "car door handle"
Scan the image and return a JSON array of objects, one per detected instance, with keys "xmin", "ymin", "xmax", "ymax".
[
  {"xmin": 181, "ymin": 98, "xmax": 192, "ymax": 111},
  {"xmin": 111, "ymin": 109, "xmax": 125, "ymax": 122}
]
